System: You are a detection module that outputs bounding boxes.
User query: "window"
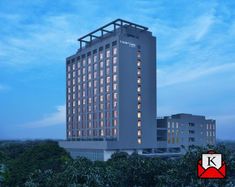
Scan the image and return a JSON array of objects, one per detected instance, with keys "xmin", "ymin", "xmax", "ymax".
[
  {"xmin": 137, "ymin": 95, "xmax": 141, "ymax": 102},
  {"xmin": 88, "ymin": 65, "xmax": 92, "ymax": 72},
  {"xmin": 137, "ymin": 51, "xmax": 141, "ymax": 58},
  {"xmin": 137, "ymin": 86, "xmax": 141, "ymax": 93},
  {"xmin": 106, "ymin": 67, "xmax": 110, "ymax": 75},
  {"xmin": 93, "ymin": 54, "xmax": 97, "ymax": 62},
  {"xmin": 113, "ymin": 74, "xmax": 117, "ymax": 82},
  {"xmin": 137, "ymin": 121, "xmax": 141, "ymax": 127},
  {"xmin": 106, "ymin": 76, "xmax": 111, "ymax": 83},
  {"xmin": 101, "ymin": 129, "xmax": 104, "ymax": 136},
  {"xmin": 137, "ymin": 69, "xmax": 141, "ymax": 76},
  {"xmin": 113, "ymin": 101, "xmax": 117, "ymax": 109},
  {"xmin": 114, "ymin": 110, "xmax": 118, "ymax": 118},
  {"xmin": 113, "ymin": 57, "xmax": 117, "ymax": 64},
  {"xmin": 138, "ymin": 130, "xmax": 141, "ymax": 136},
  {"xmin": 113, "ymin": 65, "xmax": 117, "ymax": 73},
  {"xmin": 138, "ymin": 138, "xmax": 142, "ymax": 144},
  {"xmin": 99, "ymin": 51, "xmax": 103, "ymax": 60},
  {"xmin": 137, "ymin": 103, "xmax": 141, "ymax": 110},
  {"xmin": 106, "ymin": 50, "xmax": 110, "ymax": 58},
  {"xmin": 100, "ymin": 78, "xmax": 104, "ymax": 85},
  {"xmin": 138, "ymin": 112, "xmax": 141, "ymax": 118},
  {"xmin": 113, "ymin": 128, "xmax": 117, "ymax": 136},
  {"xmin": 100, "ymin": 86, "xmax": 104, "ymax": 93},
  {"xmin": 106, "ymin": 85, "xmax": 110, "ymax": 92},
  {"xmin": 114, "ymin": 119, "xmax": 118, "ymax": 126},
  {"xmin": 94, "ymin": 63, "xmax": 98, "ymax": 71},
  {"xmin": 100, "ymin": 69, "xmax": 104, "ymax": 77},
  {"xmin": 137, "ymin": 60, "xmax": 141, "ymax": 67},
  {"xmin": 100, "ymin": 95, "xmax": 104, "ymax": 102},
  {"xmin": 113, "ymin": 93, "xmax": 118, "ymax": 100},
  {"xmin": 106, "ymin": 59, "xmax": 110, "ymax": 67},
  {"xmin": 67, "ymin": 65, "xmax": 71, "ymax": 72},
  {"xmin": 88, "ymin": 57, "xmax": 91, "ymax": 64},
  {"xmin": 113, "ymin": 47, "xmax": 117, "ymax": 55},
  {"xmin": 137, "ymin": 78, "xmax": 141, "ymax": 84},
  {"xmin": 113, "ymin": 83, "xmax": 117, "ymax": 91},
  {"xmin": 100, "ymin": 61, "xmax": 104, "ymax": 68}
]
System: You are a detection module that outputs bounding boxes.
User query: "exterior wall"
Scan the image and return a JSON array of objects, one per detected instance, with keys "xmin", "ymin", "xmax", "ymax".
[{"xmin": 156, "ymin": 114, "xmax": 216, "ymax": 153}]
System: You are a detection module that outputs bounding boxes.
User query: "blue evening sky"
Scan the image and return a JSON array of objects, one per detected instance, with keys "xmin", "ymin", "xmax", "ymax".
[{"xmin": 0, "ymin": 0, "xmax": 235, "ymax": 140}]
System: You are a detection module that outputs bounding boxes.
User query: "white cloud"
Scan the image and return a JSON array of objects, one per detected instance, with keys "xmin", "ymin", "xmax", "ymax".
[
  {"xmin": 158, "ymin": 63, "xmax": 235, "ymax": 88},
  {"xmin": 23, "ymin": 105, "xmax": 66, "ymax": 128}
]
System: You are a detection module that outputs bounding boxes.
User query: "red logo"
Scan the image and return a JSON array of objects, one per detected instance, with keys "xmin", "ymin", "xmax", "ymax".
[{"xmin": 198, "ymin": 151, "xmax": 226, "ymax": 179}]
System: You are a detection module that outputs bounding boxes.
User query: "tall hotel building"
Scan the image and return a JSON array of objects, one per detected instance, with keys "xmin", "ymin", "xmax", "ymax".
[{"xmin": 59, "ymin": 19, "xmax": 157, "ymax": 161}]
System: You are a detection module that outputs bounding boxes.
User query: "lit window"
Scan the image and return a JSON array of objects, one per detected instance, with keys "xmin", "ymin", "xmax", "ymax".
[
  {"xmin": 99, "ymin": 51, "xmax": 103, "ymax": 60},
  {"xmin": 113, "ymin": 101, "xmax": 118, "ymax": 108},
  {"xmin": 106, "ymin": 59, "xmax": 110, "ymax": 67},
  {"xmin": 113, "ymin": 66, "xmax": 117, "ymax": 73},
  {"xmin": 137, "ymin": 112, "xmax": 141, "ymax": 118},
  {"xmin": 138, "ymin": 130, "xmax": 141, "ymax": 136},
  {"xmin": 100, "ymin": 87, "xmax": 104, "ymax": 93},
  {"xmin": 88, "ymin": 66, "xmax": 92, "ymax": 72},
  {"xmin": 138, "ymin": 138, "xmax": 142, "ymax": 144},
  {"xmin": 137, "ymin": 78, "xmax": 141, "ymax": 84},
  {"xmin": 113, "ymin": 83, "xmax": 117, "ymax": 91},
  {"xmin": 137, "ymin": 60, "xmax": 141, "ymax": 67},
  {"xmin": 94, "ymin": 64, "xmax": 97, "ymax": 71},
  {"xmin": 176, "ymin": 123, "xmax": 179, "ymax": 128},
  {"xmin": 113, "ymin": 47, "xmax": 117, "ymax": 55},
  {"xmin": 73, "ymin": 63, "xmax": 75, "ymax": 70},
  {"xmin": 101, "ymin": 129, "xmax": 104, "ymax": 136},
  {"xmin": 106, "ymin": 67, "xmax": 110, "ymax": 75},
  {"xmin": 106, "ymin": 50, "xmax": 110, "ymax": 58},
  {"xmin": 114, "ymin": 119, "xmax": 117, "ymax": 126},
  {"xmin": 113, "ymin": 128, "xmax": 117, "ymax": 136},
  {"xmin": 137, "ymin": 69, "xmax": 141, "ymax": 76},
  {"xmin": 113, "ymin": 57, "xmax": 117, "ymax": 64},
  {"xmin": 113, "ymin": 93, "xmax": 118, "ymax": 100},
  {"xmin": 114, "ymin": 110, "xmax": 118, "ymax": 118},
  {"xmin": 100, "ymin": 61, "xmax": 104, "ymax": 68},
  {"xmin": 93, "ymin": 55, "xmax": 97, "ymax": 62},
  {"xmin": 137, "ymin": 121, "xmax": 141, "ymax": 127},
  {"xmin": 113, "ymin": 74, "xmax": 117, "ymax": 82},
  {"xmin": 106, "ymin": 76, "xmax": 111, "ymax": 83},
  {"xmin": 137, "ymin": 86, "xmax": 141, "ymax": 93},
  {"xmin": 100, "ymin": 69, "xmax": 104, "ymax": 77},
  {"xmin": 137, "ymin": 103, "xmax": 141, "ymax": 110},
  {"xmin": 88, "ymin": 73, "xmax": 92, "ymax": 80},
  {"xmin": 137, "ymin": 95, "xmax": 141, "ymax": 102},
  {"xmin": 67, "ymin": 65, "xmax": 71, "ymax": 72},
  {"xmin": 100, "ymin": 95, "xmax": 104, "ymax": 102},
  {"xmin": 106, "ymin": 85, "xmax": 110, "ymax": 92},
  {"xmin": 94, "ymin": 72, "xmax": 97, "ymax": 78},
  {"xmin": 100, "ymin": 78, "xmax": 104, "ymax": 85},
  {"xmin": 88, "ymin": 57, "xmax": 91, "ymax": 64}
]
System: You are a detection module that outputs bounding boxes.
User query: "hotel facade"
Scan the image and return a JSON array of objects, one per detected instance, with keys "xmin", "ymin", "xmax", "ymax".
[
  {"xmin": 59, "ymin": 19, "xmax": 157, "ymax": 160},
  {"xmin": 59, "ymin": 19, "xmax": 216, "ymax": 160}
]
